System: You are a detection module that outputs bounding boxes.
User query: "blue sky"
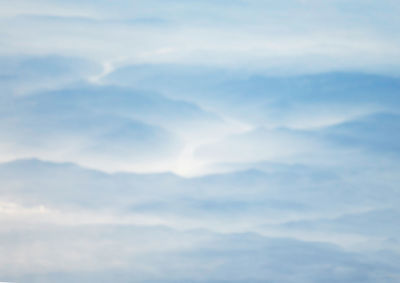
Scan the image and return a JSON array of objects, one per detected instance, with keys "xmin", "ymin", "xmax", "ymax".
[{"xmin": 1, "ymin": 0, "xmax": 400, "ymax": 282}]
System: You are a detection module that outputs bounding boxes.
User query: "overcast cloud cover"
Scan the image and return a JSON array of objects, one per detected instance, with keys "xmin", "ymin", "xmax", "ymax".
[{"xmin": 1, "ymin": 0, "xmax": 400, "ymax": 282}]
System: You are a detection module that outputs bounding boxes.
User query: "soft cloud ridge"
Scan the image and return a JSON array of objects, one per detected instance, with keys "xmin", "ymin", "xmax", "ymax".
[{"xmin": 1, "ymin": 1, "xmax": 400, "ymax": 282}]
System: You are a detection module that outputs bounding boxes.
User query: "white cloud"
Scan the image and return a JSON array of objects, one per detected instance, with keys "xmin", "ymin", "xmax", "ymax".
[
  {"xmin": 1, "ymin": 1, "xmax": 400, "ymax": 281},
  {"xmin": 1, "ymin": 1, "xmax": 400, "ymax": 75}
]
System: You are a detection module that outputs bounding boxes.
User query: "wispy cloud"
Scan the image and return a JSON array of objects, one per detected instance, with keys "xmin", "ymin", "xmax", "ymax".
[{"xmin": 1, "ymin": 0, "xmax": 400, "ymax": 282}]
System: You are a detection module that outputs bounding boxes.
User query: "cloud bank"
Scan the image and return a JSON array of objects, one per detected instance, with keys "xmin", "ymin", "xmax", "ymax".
[{"xmin": 1, "ymin": 0, "xmax": 400, "ymax": 282}]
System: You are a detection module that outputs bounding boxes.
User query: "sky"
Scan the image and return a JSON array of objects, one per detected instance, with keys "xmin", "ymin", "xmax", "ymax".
[{"xmin": 1, "ymin": 0, "xmax": 400, "ymax": 282}]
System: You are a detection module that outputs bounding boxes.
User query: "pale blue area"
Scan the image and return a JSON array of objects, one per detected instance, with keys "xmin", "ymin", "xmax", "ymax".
[
  {"xmin": 2, "ymin": 55, "xmax": 400, "ymax": 283},
  {"xmin": 1, "ymin": 1, "xmax": 400, "ymax": 282}
]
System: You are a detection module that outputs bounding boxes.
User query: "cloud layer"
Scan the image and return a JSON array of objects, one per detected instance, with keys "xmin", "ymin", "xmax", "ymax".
[{"xmin": 1, "ymin": 0, "xmax": 400, "ymax": 282}]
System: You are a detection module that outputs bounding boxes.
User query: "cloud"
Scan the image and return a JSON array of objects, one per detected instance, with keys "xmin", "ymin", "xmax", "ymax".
[
  {"xmin": 1, "ymin": 1, "xmax": 400, "ymax": 74},
  {"xmin": 1, "ymin": 158, "xmax": 399, "ymax": 240},
  {"xmin": 0, "ymin": 55, "xmax": 99, "ymax": 95},
  {"xmin": 1, "ymin": 1, "xmax": 400, "ymax": 281},
  {"xmin": 0, "ymin": 153, "xmax": 399, "ymax": 281},
  {"xmin": 1, "ymin": 223, "xmax": 400, "ymax": 282},
  {"xmin": 195, "ymin": 127, "xmax": 320, "ymax": 165},
  {"xmin": 0, "ymin": 72, "xmax": 232, "ymax": 174},
  {"xmin": 317, "ymin": 113, "xmax": 400, "ymax": 155},
  {"xmin": 106, "ymin": 67, "xmax": 399, "ymax": 127},
  {"xmin": 0, "ymin": 84, "xmax": 181, "ymax": 172}
]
